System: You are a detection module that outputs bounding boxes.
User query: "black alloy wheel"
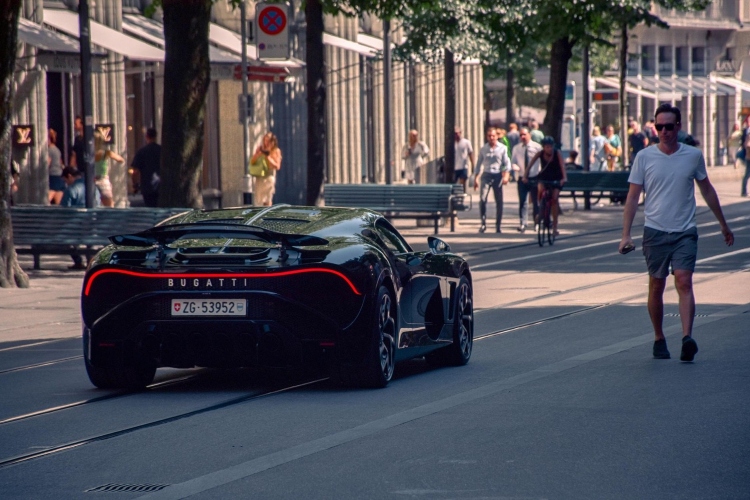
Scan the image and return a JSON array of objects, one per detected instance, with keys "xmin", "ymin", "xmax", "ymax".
[
  {"xmin": 362, "ymin": 285, "xmax": 396, "ymax": 388},
  {"xmin": 426, "ymin": 276, "xmax": 473, "ymax": 367}
]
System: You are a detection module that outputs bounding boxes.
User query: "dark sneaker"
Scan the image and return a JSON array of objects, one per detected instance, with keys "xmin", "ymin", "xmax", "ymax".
[
  {"xmin": 680, "ymin": 336, "xmax": 698, "ymax": 362},
  {"xmin": 653, "ymin": 339, "xmax": 670, "ymax": 359}
]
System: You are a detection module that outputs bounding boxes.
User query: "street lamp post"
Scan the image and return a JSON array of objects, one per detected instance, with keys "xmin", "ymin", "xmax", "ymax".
[
  {"xmin": 78, "ymin": 0, "xmax": 95, "ymax": 208},
  {"xmin": 240, "ymin": 1, "xmax": 252, "ymax": 206}
]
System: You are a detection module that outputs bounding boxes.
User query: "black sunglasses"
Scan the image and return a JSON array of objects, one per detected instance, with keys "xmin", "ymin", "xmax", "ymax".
[{"xmin": 655, "ymin": 123, "xmax": 678, "ymax": 131}]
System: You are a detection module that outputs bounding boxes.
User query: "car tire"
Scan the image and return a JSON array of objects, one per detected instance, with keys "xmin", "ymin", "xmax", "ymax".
[
  {"xmin": 83, "ymin": 331, "xmax": 156, "ymax": 390},
  {"xmin": 426, "ymin": 276, "xmax": 473, "ymax": 367},
  {"xmin": 355, "ymin": 285, "xmax": 396, "ymax": 388}
]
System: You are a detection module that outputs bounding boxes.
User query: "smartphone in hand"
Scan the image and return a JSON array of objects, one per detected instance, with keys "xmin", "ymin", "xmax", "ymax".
[{"xmin": 620, "ymin": 243, "xmax": 635, "ymax": 254}]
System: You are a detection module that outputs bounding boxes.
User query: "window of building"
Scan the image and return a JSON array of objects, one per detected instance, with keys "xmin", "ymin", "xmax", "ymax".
[
  {"xmin": 658, "ymin": 46, "xmax": 673, "ymax": 76},
  {"xmin": 675, "ymin": 47, "xmax": 689, "ymax": 75},
  {"xmin": 692, "ymin": 47, "xmax": 705, "ymax": 76},
  {"xmin": 641, "ymin": 45, "xmax": 655, "ymax": 75}
]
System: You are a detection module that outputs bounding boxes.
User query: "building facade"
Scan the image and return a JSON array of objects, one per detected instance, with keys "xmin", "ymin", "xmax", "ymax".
[{"xmin": 10, "ymin": 0, "xmax": 484, "ymax": 207}]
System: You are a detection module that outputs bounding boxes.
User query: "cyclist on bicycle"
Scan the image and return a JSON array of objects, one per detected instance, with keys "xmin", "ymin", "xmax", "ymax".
[{"xmin": 524, "ymin": 136, "xmax": 567, "ymax": 236}]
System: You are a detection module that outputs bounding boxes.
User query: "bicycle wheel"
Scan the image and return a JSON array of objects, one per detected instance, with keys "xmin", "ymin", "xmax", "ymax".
[{"xmin": 537, "ymin": 197, "xmax": 547, "ymax": 247}]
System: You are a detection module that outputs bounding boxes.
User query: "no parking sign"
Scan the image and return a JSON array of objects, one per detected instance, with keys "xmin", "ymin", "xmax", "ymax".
[{"xmin": 255, "ymin": 2, "xmax": 290, "ymax": 60}]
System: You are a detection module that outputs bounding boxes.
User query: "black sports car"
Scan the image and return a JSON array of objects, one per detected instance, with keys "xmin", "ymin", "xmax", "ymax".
[{"xmin": 82, "ymin": 205, "xmax": 473, "ymax": 389}]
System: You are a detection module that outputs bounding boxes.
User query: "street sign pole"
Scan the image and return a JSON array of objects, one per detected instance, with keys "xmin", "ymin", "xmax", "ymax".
[
  {"xmin": 383, "ymin": 20, "xmax": 392, "ymax": 185},
  {"xmin": 78, "ymin": 0, "xmax": 95, "ymax": 208},
  {"xmin": 240, "ymin": 1, "xmax": 252, "ymax": 205}
]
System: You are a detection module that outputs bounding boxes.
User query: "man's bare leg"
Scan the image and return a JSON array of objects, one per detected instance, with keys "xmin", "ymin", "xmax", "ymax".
[{"xmin": 648, "ymin": 275, "xmax": 667, "ymax": 341}]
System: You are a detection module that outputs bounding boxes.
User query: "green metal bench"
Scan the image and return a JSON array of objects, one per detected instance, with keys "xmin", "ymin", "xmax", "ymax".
[
  {"xmin": 561, "ymin": 171, "xmax": 630, "ymax": 209},
  {"xmin": 323, "ymin": 183, "xmax": 470, "ymax": 234},
  {"xmin": 11, "ymin": 206, "xmax": 189, "ymax": 269}
]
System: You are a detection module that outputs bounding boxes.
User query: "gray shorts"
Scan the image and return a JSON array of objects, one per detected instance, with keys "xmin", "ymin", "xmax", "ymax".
[{"xmin": 642, "ymin": 226, "xmax": 698, "ymax": 278}]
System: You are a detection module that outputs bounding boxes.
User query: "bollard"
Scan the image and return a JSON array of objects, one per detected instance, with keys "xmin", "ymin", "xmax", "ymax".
[{"xmin": 243, "ymin": 174, "xmax": 253, "ymax": 206}]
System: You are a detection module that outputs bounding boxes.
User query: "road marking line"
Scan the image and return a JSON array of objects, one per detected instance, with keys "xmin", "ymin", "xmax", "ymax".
[
  {"xmin": 137, "ymin": 301, "xmax": 750, "ymax": 500},
  {"xmin": 471, "ymin": 216, "xmax": 750, "ymax": 270}
]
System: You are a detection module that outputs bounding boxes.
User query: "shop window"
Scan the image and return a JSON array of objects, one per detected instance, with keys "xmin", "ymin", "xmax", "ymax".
[
  {"xmin": 658, "ymin": 46, "xmax": 673, "ymax": 76},
  {"xmin": 641, "ymin": 45, "xmax": 655, "ymax": 75}
]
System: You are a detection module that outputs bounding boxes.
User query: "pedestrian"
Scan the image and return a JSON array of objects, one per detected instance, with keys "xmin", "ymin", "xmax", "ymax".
[
  {"xmin": 507, "ymin": 123, "xmax": 520, "ymax": 150},
  {"xmin": 473, "ymin": 128, "xmax": 512, "ymax": 233},
  {"xmin": 564, "ymin": 150, "xmax": 582, "ymax": 171},
  {"xmin": 131, "ymin": 128, "xmax": 161, "ymax": 207},
  {"xmin": 10, "ymin": 160, "xmax": 19, "ymax": 206},
  {"xmin": 69, "ymin": 116, "xmax": 86, "ymax": 176},
  {"xmin": 742, "ymin": 146, "xmax": 750, "ymax": 197},
  {"xmin": 628, "ymin": 120, "xmax": 648, "ymax": 165},
  {"xmin": 93, "ymin": 130, "xmax": 124, "ymax": 207},
  {"xmin": 604, "ymin": 125, "xmax": 622, "ymax": 171},
  {"xmin": 643, "ymin": 119, "xmax": 658, "ymax": 145},
  {"xmin": 529, "ymin": 120, "xmax": 544, "ymax": 143},
  {"xmin": 48, "ymin": 128, "xmax": 64, "ymax": 205},
  {"xmin": 250, "ymin": 132, "xmax": 282, "ymax": 206},
  {"xmin": 619, "ymin": 103, "xmax": 734, "ymax": 362},
  {"xmin": 727, "ymin": 122, "xmax": 742, "ymax": 169},
  {"xmin": 511, "ymin": 127, "xmax": 541, "ymax": 233},
  {"xmin": 590, "ymin": 126, "xmax": 607, "ymax": 172},
  {"xmin": 60, "ymin": 166, "xmax": 92, "ymax": 270},
  {"xmin": 453, "ymin": 126, "xmax": 474, "ymax": 189},
  {"xmin": 526, "ymin": 136, "xmax": 566, "ymax": 237},
  {"xmin": 401, "ymin": 129, "xmax": 429, "ymax": 184}
]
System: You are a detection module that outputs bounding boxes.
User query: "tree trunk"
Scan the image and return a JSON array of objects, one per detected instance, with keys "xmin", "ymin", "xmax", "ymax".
[
  {"xmin": 159, "ymin": 0, "xmax": 212, "ymax": 208},
  {"xmin": 506, "ymin": 68, "xmax": 516, "ymax": 125},
  {"xmin": 444, "ymin": 49, "xmax": 455, "ymax": 184},
  {"xmin": 543, "ymin": 37, "xmax": 575, "ymax": 144},
  {"xmin": 0, "ymin": 0, "xmax": 29, "ymax": 288},
  {"xmin": 306, "ymin": 0, "xmax": 325, "ymax": 205}
]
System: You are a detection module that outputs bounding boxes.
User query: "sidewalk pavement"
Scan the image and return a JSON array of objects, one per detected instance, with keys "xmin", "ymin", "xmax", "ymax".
[{"xmin": 1, "ymin": 167, "xmax": 747, "ymax": 343}]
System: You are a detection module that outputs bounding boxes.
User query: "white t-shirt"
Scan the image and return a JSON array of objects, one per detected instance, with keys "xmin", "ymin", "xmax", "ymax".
[
  {"xmin": 511, "ymin": 141, "xmax": 541, "ymax": 177},
  {"xmin": 455, "ymin": 138, "xmax": 473, "ymax": 171},
  {"xmin": 628, "ymin": 144, "xmax": 707, "ymax": 232}
]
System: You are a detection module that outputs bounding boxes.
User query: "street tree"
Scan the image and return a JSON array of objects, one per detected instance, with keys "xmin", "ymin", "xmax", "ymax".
[
  {"xmin": 520, "ymin": 0, "xmax": 709, "ymax": 143},
  {"xmin": 0, "ymin": 0, "xmax": 29, "ymax": 288}
]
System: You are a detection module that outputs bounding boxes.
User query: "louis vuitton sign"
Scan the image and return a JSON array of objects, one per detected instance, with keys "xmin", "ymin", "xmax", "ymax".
[
  {"xmin": 12, "ymin": 125, "xmax": 33, "ymax": 147},
  {"xmin": 95, "ymin": 124, "xmax": 115, "ymax": 145}
]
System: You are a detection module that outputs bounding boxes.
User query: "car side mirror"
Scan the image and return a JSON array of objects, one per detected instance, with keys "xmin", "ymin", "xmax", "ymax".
[{"xmin": 427, "ymin": 236, "xmax": 450, "ymax": 254}]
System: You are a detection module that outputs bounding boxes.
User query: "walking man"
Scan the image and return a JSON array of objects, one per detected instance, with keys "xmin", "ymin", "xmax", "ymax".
[
  {"xmin": 473, "ymin": 128, "xmax": 511, "ymax": 233},
  {"xmin": 619, "ymin": 104, "xmax": 734, "ymax": 362},
  {"xmin": 453, "ymin": 126, "xmax": 474, "ymax": 189},
  {"xmin": 131, "ymin": 128, "xmax": 162, "ymax": 207},
  {"xmin": 511, "ymin": 127, "xmax": 541, "ymax": 232}
]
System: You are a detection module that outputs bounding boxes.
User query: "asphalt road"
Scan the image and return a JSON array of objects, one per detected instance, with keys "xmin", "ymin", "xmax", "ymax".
[{"xmin": 0, "ymin": 177, "xmax": 748, "ymax": 499}]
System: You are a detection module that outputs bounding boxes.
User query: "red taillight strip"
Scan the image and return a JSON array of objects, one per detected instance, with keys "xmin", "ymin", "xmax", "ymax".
[{"xmin": 84, "ymin": 268, "xmax": 361, "ymax": 296}]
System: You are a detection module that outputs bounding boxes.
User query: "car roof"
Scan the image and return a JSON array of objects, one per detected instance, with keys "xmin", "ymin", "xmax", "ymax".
[{"xmin": 157, "ymin": 204, "xmax": 381, "ymax": 238}]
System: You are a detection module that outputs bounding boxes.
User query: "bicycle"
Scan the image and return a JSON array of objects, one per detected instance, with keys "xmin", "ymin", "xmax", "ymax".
[{"xmin": 537, "ymin": 180, "xmax": 561, "ymax": 247}]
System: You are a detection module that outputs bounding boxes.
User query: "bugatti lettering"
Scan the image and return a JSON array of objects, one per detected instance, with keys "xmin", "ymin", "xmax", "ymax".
[
  {"xmin": 170, "ymin": 299, "xmax": 246, "ymax": 316},
  {"xmin": 167, "ymin": 278, "xmax": 248, "ymax": 288}
]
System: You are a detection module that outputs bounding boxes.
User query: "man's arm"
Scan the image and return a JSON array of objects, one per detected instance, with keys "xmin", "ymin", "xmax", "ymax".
[
  {"xmin": 697, "ymin": 178, "xmax": 734, "ymax": 246},
  {"xmin": 619, "ymin": 183, "xmax": 643, "ymax": 253}
]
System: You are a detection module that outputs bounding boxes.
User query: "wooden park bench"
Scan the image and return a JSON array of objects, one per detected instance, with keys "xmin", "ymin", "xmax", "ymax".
[
  {"xmin": 323, "ymin": 183, "xmax": 471, "ymax": 234},
  {"xmin": 10, "ymin": 206, "xmax": 189, "ymax": 269},
  {"xmin": 560, "ymin": 171, "xmax": 630, "ymax": 209}
]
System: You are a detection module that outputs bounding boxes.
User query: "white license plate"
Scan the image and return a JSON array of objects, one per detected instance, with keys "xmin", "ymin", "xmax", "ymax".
[{"xmin": 171, "ymin": 299, "xmax": 246, "ymax": 316}]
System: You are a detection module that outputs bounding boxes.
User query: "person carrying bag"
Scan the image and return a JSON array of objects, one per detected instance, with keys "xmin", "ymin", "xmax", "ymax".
[{"xmin": 250, "ymin": 132, "xmax": 282, "ymax": 206}]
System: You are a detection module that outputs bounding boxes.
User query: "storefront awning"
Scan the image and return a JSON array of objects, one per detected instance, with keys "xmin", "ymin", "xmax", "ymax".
[
  {"xmin": 323, "ymin": 33, "xmax": 377, "ymax": 57},
  {"xmin": 208, "ymin": 22, "xmax": 258, "ymax": 60},
  {"xmin": 18, "ymin": 18, "xmax": 81, "ymax": 53},
  {"xmin": 43, "ymin": 8, "xmax": 165, "ymax": 62},
  {"xmin": 712, "ymin": 75, "xmax": 750, "ymax": 94},
  {"xmin": 596, "ymin": 75, "xmax": 735, "ymax": 100},
  {"xmin": 121, "ymin": 14, "xmax": 239, "ymax": 64}
]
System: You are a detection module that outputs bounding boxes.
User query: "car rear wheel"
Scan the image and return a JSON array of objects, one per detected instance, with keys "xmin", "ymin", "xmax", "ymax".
[
  {"xmin": 83, "ymin": 330, "xmax": 156, "ymax": 390},
  {"xmin": 360, "ymin": 286, "xmax": 396, "ymax": 388}
]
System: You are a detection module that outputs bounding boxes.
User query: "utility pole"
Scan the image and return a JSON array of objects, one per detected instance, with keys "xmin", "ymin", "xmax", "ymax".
[
  {"xmin": 240, "ymin": 1, "xmax": 252, "ymax": 205},
  {"xmin": 619, "ymin": 22, "xmax": 629, "ymax": 169},
  {"xmin": 582, "ymin": 43, "xmax": 591, "ymax": 210},
  {"xmin": 383, "ymin": 19, "xmax": 392, "ymax": 185},
  {"xmin": 78, "ymin": 0, "xmax": 95, "ymax": 208}
]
